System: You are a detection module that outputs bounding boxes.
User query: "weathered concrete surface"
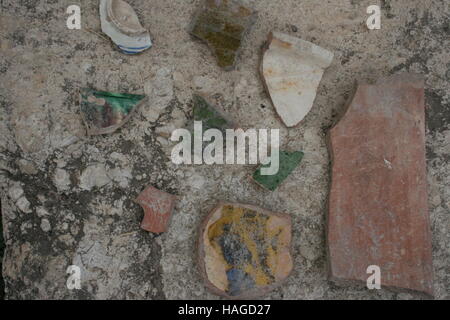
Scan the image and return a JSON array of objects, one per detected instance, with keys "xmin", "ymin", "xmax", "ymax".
[
  {"xmin": 0, "ymin": 0, "xmax": 449, "ymax": 300},
  {"xmin": 328, "ymin": 74, "xmax": 434, "ymax": 296}
]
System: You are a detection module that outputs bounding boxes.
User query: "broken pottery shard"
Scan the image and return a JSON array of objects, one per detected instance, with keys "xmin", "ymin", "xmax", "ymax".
[
  {"xmin": 327, "ymin": 74, "xmax": 434, "ymax": 296},
  {"xmin": 198, "ymin": 202, "xmax": 293, "ymax": 299},
  {"xmin": 261, "ymin": 32, "xmax": 333, "ymax": 127},
  {"xmin": 135, "ymin": 186, "xmax": 176, "ymax": 234},
  {"xmin": 80, "ymin": 88, "xmax": 146, "ymax": 135},
  {"xmin": 193, "ymin": 94, "xmax": 233, "ymax": 131},
  {"xmin": 252, "ymin": 151, "xmax": 304, "ymax": 191},
  {"xmin": 100, "ymin": 0, "xmax": 152, "ymax": 54},
  {"xmin": 189, "ymin": 0, "xmax": 256, "ymax": 70}
]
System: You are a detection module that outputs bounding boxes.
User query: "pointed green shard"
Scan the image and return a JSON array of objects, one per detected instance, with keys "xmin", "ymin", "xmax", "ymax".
[
  {"xmin": 80, "ymin": 88, "xmax": 146, "ymax": 135},
  {"xmin": 192, "ymin": 94, "xmax": 232, "ymax": 131},
  {"xmin": 252, "ymin": 151, "xmax": 304, "ymax": 191}
]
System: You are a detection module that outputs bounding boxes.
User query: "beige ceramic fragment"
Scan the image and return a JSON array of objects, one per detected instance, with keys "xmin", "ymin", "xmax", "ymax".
[
  {"xmin": 107, "ymin": 0, "xmax": 147, "ymax": 36},
  {"xmin": 100, "ymin": 0, "xmax": 152, "ymax": 54},
  {"xmin": 261, "ymin": 32, "xmax": 334, "ymax": 127}
]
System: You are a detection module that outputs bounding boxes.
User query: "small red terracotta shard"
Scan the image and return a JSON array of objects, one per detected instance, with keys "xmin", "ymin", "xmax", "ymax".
[
  {"xmin": 327, "ymin": 74, "xmax": 434, "ymax": 296},
  {"xmin": 135, "ymin": 186, "xmax": 176, "ymax": 234}
]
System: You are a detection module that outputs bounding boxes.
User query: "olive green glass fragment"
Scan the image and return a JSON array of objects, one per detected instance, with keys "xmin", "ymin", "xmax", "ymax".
[
  {"xmin": 80, "ymin": 88, "xmax": 146, "ymax": 135},
  {"xmin": 252, "ymin": 151, "xmax": 304, "ymax": 191},
  {"xmin": 189, "ymin": 0, "xmax": 256, "ymax": 70}
]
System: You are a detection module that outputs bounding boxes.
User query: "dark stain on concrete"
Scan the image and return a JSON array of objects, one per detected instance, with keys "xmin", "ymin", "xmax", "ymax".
[
  {"xmin": 0, "ymin": 199, "xmax": 4, "ymax": 300},
  {"xmin": 426, "ymin": 90, "xmax": 450, "ymax": 134}
]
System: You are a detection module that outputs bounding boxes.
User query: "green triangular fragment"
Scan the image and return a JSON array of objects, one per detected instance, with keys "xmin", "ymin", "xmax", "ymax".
[
  {"xmin": 80, "ymin": 88, "xmax": 146, "ymax": 135},
  {"xmin": 252, "ymin": 151, "xmax": 304, "ymax": 191}
]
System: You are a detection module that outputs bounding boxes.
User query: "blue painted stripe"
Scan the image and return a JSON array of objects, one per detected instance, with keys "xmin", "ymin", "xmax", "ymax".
[
  {"xmin": 122, "ymin": 49, "xmax": 142, "ymax": 54},
  {"xmin": 118, "ymin": 44, "xmax": 151, "ymax": 50}
]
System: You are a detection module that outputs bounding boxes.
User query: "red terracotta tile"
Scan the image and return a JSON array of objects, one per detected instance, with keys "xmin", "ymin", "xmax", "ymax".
[
  {"xmin": 327, "ymin": 74, "xmax": 434, "ymax": 296},
  {"xmin": 136, "ymin": 186, "xmax": 176, "ymax": 234}
]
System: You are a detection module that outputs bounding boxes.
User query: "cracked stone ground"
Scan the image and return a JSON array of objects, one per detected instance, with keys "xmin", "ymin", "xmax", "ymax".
[{"xmin": 0, "ymin": 0, "xmax": 449, "ymax": 299}]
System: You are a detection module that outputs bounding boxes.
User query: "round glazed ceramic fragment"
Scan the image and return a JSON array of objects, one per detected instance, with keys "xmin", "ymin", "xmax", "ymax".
[{"xmin": 198, "ymin": 202, "xmax": 293, "ymax": 299}]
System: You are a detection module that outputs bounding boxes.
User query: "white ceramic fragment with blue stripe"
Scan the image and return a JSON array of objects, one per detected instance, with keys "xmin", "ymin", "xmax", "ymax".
[{"xmin": 100, "ymin": 0, "xmax": 152, "ymax": 54}]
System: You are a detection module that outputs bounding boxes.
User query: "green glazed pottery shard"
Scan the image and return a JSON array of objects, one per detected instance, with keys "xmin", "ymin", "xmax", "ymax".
[
  {"xmin": 80, "ymin": 88, "xmax": 146, "ymax": 135},
  {"xmin": 252, "ymin": 151, "xmax": 304, "ymax": 191},
  {"xmin": 192, "ymin": 94, "xmax": 232, "ymax": 132},
  {"xmin": 189, "ymin": 0, "xmax": 257, "ymax": 70}
]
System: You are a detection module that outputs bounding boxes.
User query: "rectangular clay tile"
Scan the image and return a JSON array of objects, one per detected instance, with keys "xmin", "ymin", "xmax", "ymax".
[{"xmin": 327, "ymin": 74, "xmax": 434, "ymax": 297}]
